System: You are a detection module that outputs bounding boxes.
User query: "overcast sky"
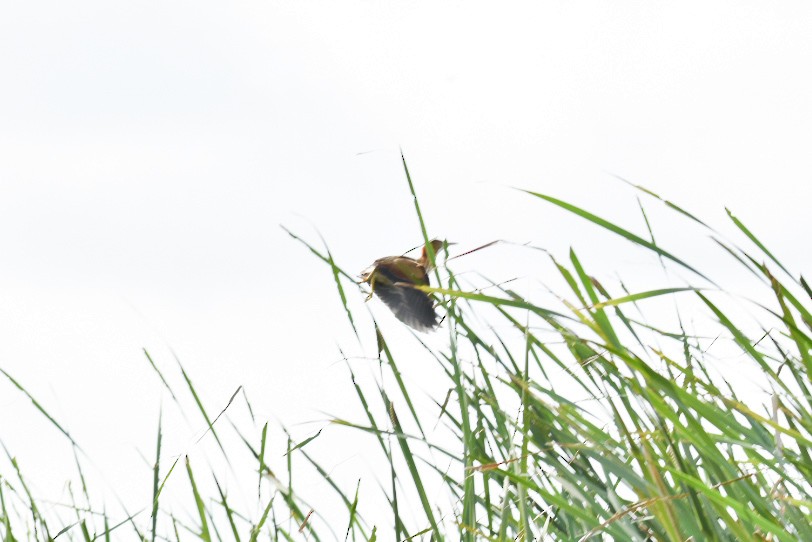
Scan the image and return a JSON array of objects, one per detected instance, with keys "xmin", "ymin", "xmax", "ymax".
[{"xmin": 1, "ymin": 1, "xmax": 811, "ymax": 534}]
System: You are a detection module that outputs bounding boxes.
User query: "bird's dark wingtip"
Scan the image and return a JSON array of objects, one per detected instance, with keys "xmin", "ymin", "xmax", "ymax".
[{"xmin": 373, "ymin": 283, "xmax": 439, "ymax": 332}]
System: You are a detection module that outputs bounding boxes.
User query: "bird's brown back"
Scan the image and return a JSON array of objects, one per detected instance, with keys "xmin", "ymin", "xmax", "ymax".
[{"xmin": 371, "ymin": 256, "xmax": 429, "ymax": 286}]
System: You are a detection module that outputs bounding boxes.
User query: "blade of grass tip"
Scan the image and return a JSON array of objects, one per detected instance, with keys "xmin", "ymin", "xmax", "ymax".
[
  {"xmin": 591, "ymin": 279, "xmax": 647, "ymax": 352},
  {"xmin": 54, "ymin": 521, "xmax": 81, "ymax": 539},
  {"xmin": 710, "ymin": 237, "xmax": 766, "ymax": 281},
  {"xmin": 143, "ymin": 349, "xmax": 179, "ymax": 403},
  {"xmin": 726, "ymin": 208, "xmax": 794, "ymax": 280},
  {"xmin": 151, "ymin": 408, "xmax": 162, "ymax": 542},
  {"xmin": 637, "ymin": 195, "xmax": 674, "ymax": 284},
  {"xmin": 3, "ymin": 448, "xmax": 45, "ymax": 536},
  {"xmin": 609, "ymin": 174, "xmax": 712, "ymax": 229},
  {"xmin": 153, "ymin": 456, "xmax": 181, "ymax": 508},
  {"xmin": 800, "ymin": 275, "xmax": 812, "ymax": 299},
  {"xmin": 230, "ymin": 421, "xmax": 286, "ymax": 495},
  {"xmin": 80, "ymin": 520, "xmax": 91, "ymax": 542},
  {"xmin": 377, "ymin": 328, "xmax": 426, "ymax": 438},
  {"xmin": 446, "ymin": 239, "xmax": 502, "ymax": 263},
  {"xmin": 399, "ymin": 151, "xmax": 432, "ymax": 262},
  {"xmin": 241, "ymin": 387, "xmax": 256, "ymax": 424},
  {"xmin": 521, "ymin": 190, "xmax": 716, "ymax": 286},
  {"xmin": 195, "ymin": 386, "xmax": 242, "ymax": 445},
  {"xmin": 70, "ymin": 494, "xmax": 92, "ymax": 542},
  {"xmin": 279, "ymin": 225, "xmax": 357, "ymax": 282},
  {"xmin": 283, "ymin": 429, "xmax": 323, "ymax": 456},
  {"xmin": 258, "ymin": 422, "xmax": 268, "ymax": 499},
  {"xmin": 569, "ymin": 248, "xmax": 622, "ymax": 349},
  {"xmin": 591, "ymin": 287, "xmax": 698, "ymax": 310},
  {"xmin": 765, "ymin": 270, "xmax": 812, "ymax": 373},
  {"xmin": 402, "ymin": 526, "xmax": 434, "ymax": 540},
  {"xmin": 637, "ymin": 197, "xmax": 659, "ymax": 256},
  {"xmin": 0, "ymin": 368, "xmax": 79, "ymax": 449},
  {"xmin": 315, "ymin": 230, "xmax": 360, "ymax": 340},
  {"xmin": 172, "ymin": 352, "xmax": 227, "ymax": 458},
  {"xmin": 281, "ymin": 225, "xmax": 361, "ymax": 340},
  {"xmin": 344, "ymin": 479, "xmax": 360, "ymax": 542},
  {"xmin": 765, "ymin": 270, "xmax": 812, "ymax": 338},
  {"xmin": 550, "ymin": 254, "xmax": 587, "ymax": 306},
  {"xmin": 386, "ymin": 399, "xmax": 440, "ymax": 539},
  {"xmin": 184, "ymin": 457, "xmax": 211, "ymax": 542},
  {"xmin": 248, "ymin": 494, "xmax": 274, "ymax": 542}
]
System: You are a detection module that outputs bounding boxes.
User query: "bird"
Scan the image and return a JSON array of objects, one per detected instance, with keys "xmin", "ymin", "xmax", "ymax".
[{"xmin": 360, "ymin": 239, "xmax": 449, "ymax": 332}]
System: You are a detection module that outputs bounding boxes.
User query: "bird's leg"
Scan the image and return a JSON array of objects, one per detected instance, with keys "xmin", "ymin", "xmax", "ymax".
[{"xmin": 364, "ymin": 272, "xmax": 377, "ymax": 301}]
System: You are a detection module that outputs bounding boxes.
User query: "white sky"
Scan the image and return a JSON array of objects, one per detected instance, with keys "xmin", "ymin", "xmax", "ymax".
[{"xmin": 1, "ymin": 0, "xmax": 811, "ymax": 536}]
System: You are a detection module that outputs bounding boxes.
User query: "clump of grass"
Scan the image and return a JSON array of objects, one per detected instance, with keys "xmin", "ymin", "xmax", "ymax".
[
  {"xmin": 2, "ymin": 157, "xmax": 810, "ymax": 541},
  {"xmin": 288, "ymin": 156, "xmax": 812, "ymax": 540}
]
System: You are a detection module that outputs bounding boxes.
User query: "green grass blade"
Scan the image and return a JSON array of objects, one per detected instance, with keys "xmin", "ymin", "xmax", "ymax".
[
  {"xmin": 281, "ymin": 226, "xmax": 360, "ymax": 338},
  {"xmin": 386, "ymin": 400, "xmax": 440, "ymax": 538},
  {"xmin": 0, "ymin": 368, "xmax": 79, "ymax": 449},
  {"xmin": 726, "ymin": 208, "xmax": 793, "ymax": 279},
  {"xmin": 212, "ymin": 475, "xmax": 241, "ymax": 542},
  {"xmin": 284, "ymin": 429, "xmax": 323, "ymax": 456},
  {"xmin": 143, "ymin": 349, "xmax": 179, "ymax": 403},
  {"xmin": 150, "ymin": 408, "xmax": 162, "ymax": 542},
  {"xmin": 258, "ymin": 422, "xmax": 268, "ymax": 499},
  {"xmin": 522, "ymin": 190, "xmax": 715, "ymax": 285},
  {"xmin": 184, "ymin": 457, "xmax": 211, "ymax": 542},
  {"xmin": 591, "ymin": 287, "xmax": 698, "ymax": 309}
]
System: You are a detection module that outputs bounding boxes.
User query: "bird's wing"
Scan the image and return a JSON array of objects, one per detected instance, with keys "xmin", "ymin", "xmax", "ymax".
[{"xmin": 374, "ymin": 282, "xmax": 438, "ymax": 332}]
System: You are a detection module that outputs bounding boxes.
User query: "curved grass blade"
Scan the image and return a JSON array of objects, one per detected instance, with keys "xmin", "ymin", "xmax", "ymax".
[
  {"xmin": 284, "ymin": 429, "xmax": 323, "ymax": 456},
  {"xmin": 212, "ymin": 475, "xmax": 241, "ymax": 542},
  {"xmin": 150, "ymin": 408, "xmax": 162, "ymax": 542},
  {"xmin": 590, "ymin": 287, "xmax": 698, "ymax": 310},
  {"xmin": 281, "ymin": 225, "xmax": 359, "ymax": 339},
  {"xmin": 521, "ymin": 190, "xmax": 715, "ymax": 285},
  {"xmin": 386, "ymin": 400, "xmax": 440, "ymax": 538},
  {"xmin": 0, "ymin": 368, "xmax": 79, "ymax": 449},
  {"xmin": 610, "ymin": 174, "xmax": 711, "ymax": 229},
  {"xmin": 184, "ymin": 457, "xmax": 211, "ymax": 542},
  {"xmin": 726, "ymin": 209, "xmax": 793, "ymax": 280},
  {"xmin": 418, "ymin": 285, "xmax": 569, "ymax": 320}
]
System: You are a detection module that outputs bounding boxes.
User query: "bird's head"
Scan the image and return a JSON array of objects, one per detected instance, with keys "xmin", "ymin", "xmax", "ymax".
[{"xmin": 419, "ymin": 239, "xmax": 454, "ymax": 271}]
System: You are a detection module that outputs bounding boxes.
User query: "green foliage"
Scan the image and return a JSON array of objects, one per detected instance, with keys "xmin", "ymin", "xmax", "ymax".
[{"xmin": 1, "ymin": 164, "xmax": 810, "ymax": 540}]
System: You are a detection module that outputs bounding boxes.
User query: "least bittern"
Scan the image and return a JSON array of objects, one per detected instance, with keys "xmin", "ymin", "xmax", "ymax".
[{"xmin": 360, "ymin": 239, "xmax": 449, "ymax": 332}]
